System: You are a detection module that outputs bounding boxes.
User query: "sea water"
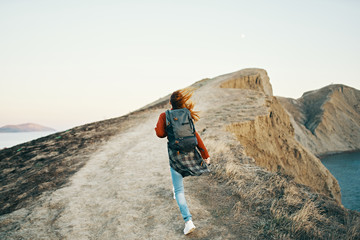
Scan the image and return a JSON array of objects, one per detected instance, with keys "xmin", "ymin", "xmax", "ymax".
[
  {"xmin": 321, "ymin": 152, "xmax": 360, "ymax": 212},
  {"xmin": 0, "ymin": 131, "xmax": 55, "ymax": 149}
]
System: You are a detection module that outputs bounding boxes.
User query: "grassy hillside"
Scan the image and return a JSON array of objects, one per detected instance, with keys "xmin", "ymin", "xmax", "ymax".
[{"xmin": 1, "ymin": 69, "xmax": 359, "ymax": 239}]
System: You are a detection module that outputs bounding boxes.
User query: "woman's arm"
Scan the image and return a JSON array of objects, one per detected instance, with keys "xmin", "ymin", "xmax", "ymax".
[
  {"xmin": 195, "ymin": 132, "xmax": 210, "ymax": 159},
  {"xmin": 155, "ymin": 112, "xmax": 167, "ymax": 138}
]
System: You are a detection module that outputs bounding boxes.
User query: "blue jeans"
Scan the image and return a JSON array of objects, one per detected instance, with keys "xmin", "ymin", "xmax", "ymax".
[{"xmin": 170, "ymin": 167, "xmax": 192, "ymax": 222}]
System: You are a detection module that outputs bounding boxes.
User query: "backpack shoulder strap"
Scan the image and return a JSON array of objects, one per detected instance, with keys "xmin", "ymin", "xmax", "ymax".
[
  {"xmin": 184, "ymin": 108, "xmax": 196, "ymax": 134},
  {"xmin": 165, "ymin": 110, "xmax": 171, "ymax": 127}
]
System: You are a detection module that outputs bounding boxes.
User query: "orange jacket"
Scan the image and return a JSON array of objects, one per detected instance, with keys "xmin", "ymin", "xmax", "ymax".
[{"xmin": 155, "ymin": 112, "xmax": 210, "ymax": 159}]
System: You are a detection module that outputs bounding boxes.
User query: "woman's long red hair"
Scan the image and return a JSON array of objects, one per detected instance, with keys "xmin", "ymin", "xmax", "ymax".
[{"xmin": 170, "ymin": 88, "xmax": 200, "ymax": 121}]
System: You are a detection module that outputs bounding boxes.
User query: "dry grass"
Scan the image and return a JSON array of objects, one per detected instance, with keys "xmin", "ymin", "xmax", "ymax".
[
  {"xmin": 206, "ymin": 142, "xmax": 360, "ymax": 240},
  {"xmin": 198, "ymin": 78, "xmax": 359, "ymax": 239}
]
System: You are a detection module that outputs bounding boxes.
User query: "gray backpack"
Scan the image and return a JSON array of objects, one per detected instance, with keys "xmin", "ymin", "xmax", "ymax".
[{"xmin": 165, "ymin": 108, "xmax": 198, "ymax": 152}]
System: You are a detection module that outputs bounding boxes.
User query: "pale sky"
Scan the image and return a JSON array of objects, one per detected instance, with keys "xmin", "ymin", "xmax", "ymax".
[{"xmin": 1, "ymin": 0, "xmax": 359, "ymax": 131}]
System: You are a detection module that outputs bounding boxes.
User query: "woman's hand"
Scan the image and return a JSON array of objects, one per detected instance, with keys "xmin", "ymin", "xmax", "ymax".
[{"xmin": 204, "ymin": 157, "xmax": 211, "ymax": 165}]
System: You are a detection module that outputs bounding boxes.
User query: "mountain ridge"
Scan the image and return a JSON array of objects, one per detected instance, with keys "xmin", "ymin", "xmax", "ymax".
[
  {"xmin": 0, "ymin": 68, "xmax": 359, "ymax": 239},
  {"xmin": 278, "ymin": 84, "xmax": 360, "ymax": 156}
]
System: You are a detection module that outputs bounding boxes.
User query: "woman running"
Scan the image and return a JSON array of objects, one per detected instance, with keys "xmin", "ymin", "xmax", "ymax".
[{"xmin": 155, "ymin": 88, "xmax": 210, "ymax": 235}]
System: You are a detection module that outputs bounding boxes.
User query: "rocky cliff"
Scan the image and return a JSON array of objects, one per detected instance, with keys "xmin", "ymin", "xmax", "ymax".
[
  {"xmin": 219, "ymin": 68, "xmax": 273, "ymax": 96},
  {"xmin": 278, "ymin": 84, "xmax": 360, "ymax": 156},
  {"xmin": 219, "ymin": 69, "xmax": 340, "ymax": 203},
  {"xmin": 0, "ymin": 69, "xmax": 359, "ymax": 239}
]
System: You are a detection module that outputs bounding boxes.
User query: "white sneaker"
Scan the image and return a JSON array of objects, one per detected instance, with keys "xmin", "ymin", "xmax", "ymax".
[{"xmin": 184, "ymin": 220, "xmax": 196, "ymax": 235}]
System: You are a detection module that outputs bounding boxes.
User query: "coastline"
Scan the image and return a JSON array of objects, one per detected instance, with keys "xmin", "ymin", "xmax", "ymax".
[
  {"xmin": 318, "ymin": 149, "xmax": 360, "ymax": 160},
  {"xmin": 320, "ymin": 151, "xmax": 360, "ymax": 212}
]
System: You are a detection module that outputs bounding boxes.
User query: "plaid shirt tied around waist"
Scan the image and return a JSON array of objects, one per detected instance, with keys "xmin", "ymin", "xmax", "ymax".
[{"xmin": 167, "ymin": 144, "xmax": 210, "ymax": 177}]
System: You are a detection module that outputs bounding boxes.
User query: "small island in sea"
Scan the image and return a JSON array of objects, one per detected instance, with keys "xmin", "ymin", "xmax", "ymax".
[{"xmin": 0, "ymin": 123, "xmax": 55, "ymax": 133}]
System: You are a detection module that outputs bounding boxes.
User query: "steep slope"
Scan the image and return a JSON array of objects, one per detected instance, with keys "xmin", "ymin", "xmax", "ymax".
[
  {"xmin": 218, "ymin": 69, "xmax": 340, "ymax": 202},
  {"xmin": 278, "ymin": 84, "xmax": 360, "ymax": 156},
  {"xmin": 1, "ymin": 69, "xmax": 359, "ymax": 239},
  {"xmin": 226, "ymin": 98, "xmax": 341, "ymax": 202}
]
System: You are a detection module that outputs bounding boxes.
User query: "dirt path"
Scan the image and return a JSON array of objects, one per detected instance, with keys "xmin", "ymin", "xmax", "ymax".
[
  {"xmin": 47, "ymin": 111, "xmax": 173, "ymax": 239},
  {"xmin": 2, "ymin": 107, "xmax": 247, "ymax": 239}
]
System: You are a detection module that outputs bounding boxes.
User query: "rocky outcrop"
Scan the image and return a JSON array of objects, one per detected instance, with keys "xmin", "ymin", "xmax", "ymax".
[
  {"xmin": 218, "ymin": 69, "xmax": 341, "ymax": 203},
  {"xmin": 226, "ymin": 97, "xmax": 341, "ymax": 203},
  {"xmin": 278, "ymin": 84, "xmax": 360, "ymax": 156},
  {"xmin": 220, "ymin": 68, "xmax": 273, "ymax": 96}
]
